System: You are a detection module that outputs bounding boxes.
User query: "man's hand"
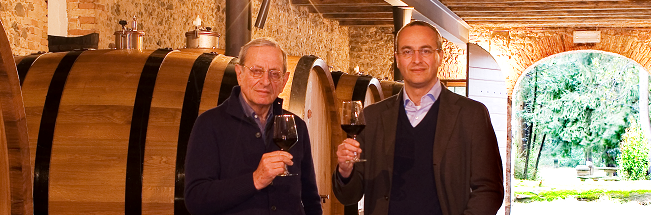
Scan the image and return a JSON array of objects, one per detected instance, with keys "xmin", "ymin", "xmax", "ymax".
[
  {"xmin": 336, "ymin": 138, "xmax": 362, "ymax": 179},
  {"xmin": 253, "ymin": 151, "xmax": 293, "ymax": 190}
]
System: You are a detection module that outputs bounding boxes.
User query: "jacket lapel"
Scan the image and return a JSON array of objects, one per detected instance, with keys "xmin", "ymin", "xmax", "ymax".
[
  {"xmin": 381, "ymin": 91, "xmax": 401, "ymax": 181},
  {"xmin": 433, "ymin": 87, "xmax": 461, "ymax": 165}
]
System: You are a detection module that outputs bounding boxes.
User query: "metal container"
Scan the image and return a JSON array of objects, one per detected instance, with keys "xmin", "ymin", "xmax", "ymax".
[
  {"xmin": 185, "ymin": 28, "xmax": 220, "ymax": 49},
  {"xmin": 114, "ymin": 17, "xmax": 145, "ymax": 50}
]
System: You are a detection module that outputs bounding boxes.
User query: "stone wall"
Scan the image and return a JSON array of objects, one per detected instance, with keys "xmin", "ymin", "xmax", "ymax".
[
  {"xmin": 469, "ymin": 27, "xmax": 651, "ymax": 95},
  {"xmin": 348, "ymin": 26, "xmax": 467, "ymax": 81},
  {"xmin": 0, "ymin": 0, "xmax": 47, "ymax": 55},
  {"xmin": 1, "ymin": 0, "xmax": 464, "ymax": 80},
  {"xmin": 251, "ymin": 0, "xmax": 349, "ymax": 72},
  {"xmin": 348, "ymin": 26, "xmax": 394, "ymax": 79},
  {"xmin": 8, "ymin": 1, "xmax": 650, "ymax": 97},
  {"xmin": 440, "ymin": 39, "xmax": 467, "ymax": 80},
  {"xmin": 60, "ymin": 0, "xmax": 350, "ymax": 70},
  {"xmin": 68, "ymin": 0, "xmax": 222, "ymax": 50}
]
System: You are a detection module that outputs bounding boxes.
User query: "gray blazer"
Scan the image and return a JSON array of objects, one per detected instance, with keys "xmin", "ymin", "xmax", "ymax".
[{"xmin": 333, "ymin": 86, "xmax": 504, "ymax": 215}]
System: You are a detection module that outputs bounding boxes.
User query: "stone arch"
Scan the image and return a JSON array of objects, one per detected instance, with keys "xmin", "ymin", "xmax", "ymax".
[
  {"xmin": 506, "ymin": 50, "xmax": 650, "ymax": 211},
  {"xmin": 471, "ymin": 27, "xmax": 651, "ymax": 95},
  {"xmin": 513, "ymin": 50, "xmax": 648, "ymax": 94},
  {"xmin": 510, "ymin": 48, "xmax": 649, "ymax": 174},
  {"xmin": 510, "ymin": 49, "xmax": 649, "ymax": 148}
]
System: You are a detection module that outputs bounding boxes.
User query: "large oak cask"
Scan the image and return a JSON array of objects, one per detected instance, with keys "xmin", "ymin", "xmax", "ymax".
[
  {"xmin": 380, "ymin": 80, "xmax": 404, "ymax": 99},
  {"xmin": 16, "ymin": 49, "xmax": 342, "ymax": 214},
  {"xmin": 279, "ymin": 56, "xmax": 344, "ymax": 215},
  {"xmin": 17, "ymin": 49, "xmax": 236, "ymax": 215},
  {"xmin": 0, "ymin": 20, "xmax": 32, "ymax": 215},
  {"xmin": 331, "ymin": 71, "xmax": 384, "ymax": 107}
]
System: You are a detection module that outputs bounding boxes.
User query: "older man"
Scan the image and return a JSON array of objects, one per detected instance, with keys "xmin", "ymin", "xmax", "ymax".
[
  {"xmin": 333, "ymin": 21, "xmax": 504, "ymax": 215},
  {"xmin": 185, "ymin": 38, "xmax": 322, "ymax": 215}
]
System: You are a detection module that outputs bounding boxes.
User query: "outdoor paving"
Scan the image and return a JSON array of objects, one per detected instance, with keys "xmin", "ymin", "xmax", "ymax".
[
  {"xmin": 511, "ymin": 197, "xmax": 649, "ymax": 215},
  {"xmin": 514, "ymin": 167, "xmax": 651, "ymax": 192},
  {"xmin": 510, "ymin": 167, "xmax": 650, "ymax": 215}
]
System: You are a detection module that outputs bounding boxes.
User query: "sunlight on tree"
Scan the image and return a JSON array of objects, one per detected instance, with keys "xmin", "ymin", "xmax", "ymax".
[
  {"xmin": 513, "ymin": 51, "xmax": 651, "ymax": 180},
  {"xmin": 618, "ymin": 119, "xmax": 650, "ymax": 180}
]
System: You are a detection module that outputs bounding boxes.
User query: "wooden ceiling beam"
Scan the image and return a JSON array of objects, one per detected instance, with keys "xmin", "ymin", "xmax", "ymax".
[
  {"xmin": 333, "ymin": 18, "xmax": 394, "ymax": 22},
  {"xmin": 337, "ymin": 20, "xmax": 394, "ymax": 26},
  {"xmin": 292, "ymin": 0, "xmax": 393, "ymax": 27},
  {"xmin": 307, "ymin": 5, "xmax": 393, "ymax": 14},
  {"xmin": 289, "ymin": 0, "xmax": 651, "ymax": 28},
  {"xmin": 296, "ymin": 3, "xmax": 390, "ymax": 7},
  {"xmin": 464, "ymin": 17, "xmax": 651, "ymax": 21},
  {"xmin": 469, "ymin": 21, "xmax": 651, "ymax": 28},
  {"xmin": 448, "ymin": 7, "xmax": 651, "ymax": 12},
  {"xmin": 449, "ymin": 6, "xmax": 651, "ymax": 12},
  {"xmin": 456, "ymin": 11, "xmax": 651, "ymax": 17},
  {"xmin": 323, "ymin": 13, "xmax": 393, "ymax": 19},
  {"xmin": 440, "ymin": 0, "xmax": 649, "ymax": 4},
  {"xmin": 438, "ymin": 0, "xmax": 651, "ymax": 28},
  {"xmin": 291, "ymin": 0, "xmax": 386, "ymax": 5},
  {"xmin": 465, "ymin": 20, "xmax": 651, "ymax": 27},
  {"xmin": 442, "ymin": 1, "xmax": 651, "ymax": 8}
]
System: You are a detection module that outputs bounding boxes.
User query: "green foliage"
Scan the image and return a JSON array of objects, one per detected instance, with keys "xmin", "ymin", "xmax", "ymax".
[
  {"xmin": 514, "ymin": 145, "xmax": 541, "ymax": 180},
  {"xmin": 515, "ymin": 190, "xmax": 651, "ymax": 203},
  {"xmin": 618, "ymin": 122, "xmax": 650, "ymax": 180},
  {"xmin": 514, "ymin": 51, "xmax": 650, "ymax": 171},
  {"xmin": 546, "ymin": 145, "xmax": 585, "ymax": 168}
]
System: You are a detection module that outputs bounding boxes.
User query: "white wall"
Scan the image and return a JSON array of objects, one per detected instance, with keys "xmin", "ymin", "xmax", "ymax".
[
  {"xmin": 47, "ymin": 0, "xmax": 67, "ymax": 36},
  {"xmin": 467, "ymin": 43, "xmax": 508, "ymax": 215}
]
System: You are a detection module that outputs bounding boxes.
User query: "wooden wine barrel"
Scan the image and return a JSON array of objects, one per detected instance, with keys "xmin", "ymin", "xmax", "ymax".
[
  {"xmin": 279, "ymin": 55, "xmax": 344, "ymax": 215},
  {"xmin": 16, "ymin": 48, "xmax": 340, "ymax": 214},
  {"xmin": 0, "ymin": 20, "xmax": 33, "ymax": 215},
  {"xmin": 330, "ymin": 71, "xmax": 384, "ymax": 215},
  {"xmin": 17, "ymin": 49, "xmax": 236, "ymax": 215},
  {"xmin": 380, "ymin": 80, "xmax": 404, "ymax": 98},
  {"xmin": 177, "ymin": 48, "xmax": 225, "ymax": 55},
  {"xmin": 331, "ymin": 71, "xmax": 384, "ymax": 107}
]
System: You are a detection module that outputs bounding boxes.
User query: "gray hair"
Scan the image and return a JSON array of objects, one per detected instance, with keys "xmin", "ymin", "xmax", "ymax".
[
  {"xmin": 238, "ymin": 37, "xmax": 288, "ymax": 72},
  {"xmin": 394, "ymin": 20, "xmax": 443, "ymax": 52}
]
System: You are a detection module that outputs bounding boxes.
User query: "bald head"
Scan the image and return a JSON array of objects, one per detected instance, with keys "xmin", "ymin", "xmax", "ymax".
[{"xmin": 395, "ymin": 20, "xmax": 443, "ymax": 52}]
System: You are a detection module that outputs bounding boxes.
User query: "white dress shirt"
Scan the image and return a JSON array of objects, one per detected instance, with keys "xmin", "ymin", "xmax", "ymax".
[{"xmin": 402, "ymin": 80, "xmax": 442, "ymax": 127}]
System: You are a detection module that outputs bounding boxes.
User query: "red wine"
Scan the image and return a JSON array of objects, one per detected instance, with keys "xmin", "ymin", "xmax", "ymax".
[
  {"xmin": 273, "ymin": 137, "xmax": 298, "ymax": 151},
  {"xmin": 341, "ymin": 124, "xmax": 365, "ymax": 137}
]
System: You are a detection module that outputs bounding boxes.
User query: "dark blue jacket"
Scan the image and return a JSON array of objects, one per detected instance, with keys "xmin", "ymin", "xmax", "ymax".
[{"xmin": 184, "ymin": 86, "xmax": 322, "ymax": 215}]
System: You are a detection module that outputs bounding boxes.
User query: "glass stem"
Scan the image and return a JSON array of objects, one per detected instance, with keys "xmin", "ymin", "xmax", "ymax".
[{"xmin": 352, "ymin": 134, "xmax": 358, "ymax": 158}]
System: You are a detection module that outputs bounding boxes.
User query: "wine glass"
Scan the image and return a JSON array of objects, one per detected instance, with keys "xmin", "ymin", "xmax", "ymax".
[
  {"xmin": 273, "ymin": 115, "xmax": 299, "ymax": 176},
  {"xmin": 340, "ymin": 100, "xmax": 366, "ymax": 162}
]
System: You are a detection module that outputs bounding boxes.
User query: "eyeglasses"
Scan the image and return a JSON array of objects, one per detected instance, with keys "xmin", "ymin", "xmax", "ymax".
[
  {"xmin": 396, "ymin": 48, "xmax": 441, "ymax": 58},
  {"xmin": 241, "ymin": 65, "xmax": 284, "ymax": 82}
]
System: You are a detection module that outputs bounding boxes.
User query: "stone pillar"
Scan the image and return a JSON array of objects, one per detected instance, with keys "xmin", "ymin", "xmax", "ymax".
[{"xmin": 225, "ymin": 0, "xmax": 251, "ymax": 57}]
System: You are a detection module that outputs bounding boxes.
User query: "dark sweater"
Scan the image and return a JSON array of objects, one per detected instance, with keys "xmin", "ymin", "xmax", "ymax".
[
  {"xmin": 388, "ymin": 100, "xmax": 442, "ymax": 215},
  {"xmin": 184, "ymin": 86, "xmax": 322, "ymax": 215}
]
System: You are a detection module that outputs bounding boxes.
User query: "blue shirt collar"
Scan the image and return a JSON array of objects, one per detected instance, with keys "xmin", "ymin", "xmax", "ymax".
[
  {"xmin": 403, "ymin": 79, "xmax": 442, "ymax": 107},
  {"xmin": 239, "ymin": 92, "xmax": 273, "ymax": 124}
]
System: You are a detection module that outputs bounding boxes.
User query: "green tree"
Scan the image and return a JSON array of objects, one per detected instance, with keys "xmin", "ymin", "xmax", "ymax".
[
  {"xmin": 514, "ymin": 52, "xmax": 649, "ymax": 179},
  {"xmin": 618, "ymin": 120, "xmax": 650, "ymax": 180}
]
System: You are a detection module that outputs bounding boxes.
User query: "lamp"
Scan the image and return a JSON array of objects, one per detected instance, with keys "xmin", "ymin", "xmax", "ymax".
[{"xmin": 573, "ymin": 31, "xmax": 601, "ymax": 43}]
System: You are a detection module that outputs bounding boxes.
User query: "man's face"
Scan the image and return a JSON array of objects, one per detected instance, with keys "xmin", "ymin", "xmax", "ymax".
[
  {"xmin": 235, "ymin": 46, "xmax": 288, "ymax": 110},
  {"xmin": 395, "ymin": 25, "xmax": 443, "ymax": 90}
]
